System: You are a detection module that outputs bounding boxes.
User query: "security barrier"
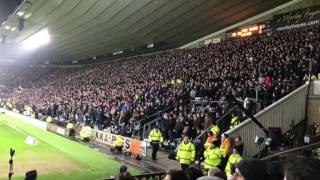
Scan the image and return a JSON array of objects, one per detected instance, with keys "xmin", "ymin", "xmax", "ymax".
[
  {"xmin": 105, "ymin": 171, "xmax": 166, "ymax": 180},
  {"xmin": 93, "ymin": 129, "xmax": 147, "ymax": 157}
]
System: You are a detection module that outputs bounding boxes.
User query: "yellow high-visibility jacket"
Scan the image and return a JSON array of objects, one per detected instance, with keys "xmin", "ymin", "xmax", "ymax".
[
  {"xmin": 148, "ymin": 129, "xmax": 163, "ymax": 143},
  {"xmin": 46, "ymin": 116, "xmax": 53, "ymax": 123},
  {"xmin": 115, "ymin": 135, "xmax": 124, "ymax": 147},
  {"xmin": 210, "ymin": 125, "xmax": 220, "ymax": 137},
  {"xmin": 204, "ymin": 147, "xmax": 222, "ymax": 170},
  {"xmin": 230, "ymin": 116, "xmax": 240, "ymax": 129},
  {"xmin": 225, "ymin": 154, "xmax": 242, "ymax": 177},
  {"xmin": 66, "ymin": 123, "xmax": 74, "ymax": 129},
  {"xmin": 176, "ymin": 142, "xmax": 195, "ymax": 165}
]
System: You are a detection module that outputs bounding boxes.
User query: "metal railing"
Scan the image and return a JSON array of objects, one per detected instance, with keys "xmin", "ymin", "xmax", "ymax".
[
  {"xmin": 134, "ymin": 106, "xmax": 174, "ymax": 139},
  {"xmin": 193, "ymin": 105, "xmax": 239, "ymax": 143},
  {"xmin": 262, "ymin": 141, "xmax": 320, "ymax": 161},
  {"xmin": 142, "ymin": 117, "xmax": 162, "ymax": 139},
  {"xmin": 225, "ymin": 83, "xmax": 309, "ymax": 157},
  {"xmin": 135, "ymin": 98, "xmax": 192, "ymax": 139}
]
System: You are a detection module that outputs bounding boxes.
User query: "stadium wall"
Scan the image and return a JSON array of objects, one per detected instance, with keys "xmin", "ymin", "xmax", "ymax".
[
  {"xmin": 307, "ymin": 81, "xmax": 320, "ymax": 125},
  {"xmin": 226, "ymin": 83, "xmax": 309, "ymax": 157},
  {"xmin": 0, "ymin": 108, "xmax": 47, "ymax": 130}
]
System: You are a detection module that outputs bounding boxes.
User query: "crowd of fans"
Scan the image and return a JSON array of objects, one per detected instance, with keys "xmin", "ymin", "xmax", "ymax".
[
  {"xmin": 0, "ymin": 26, "xmax": 319, "ymax": 145},
  {"xmin": 114, "ymin": 156, "xmax": 320, "ymax": 180}
]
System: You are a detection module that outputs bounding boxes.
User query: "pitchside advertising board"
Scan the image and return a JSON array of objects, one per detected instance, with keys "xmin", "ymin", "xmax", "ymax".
[
  {"xmin": 93, "ymin": 129, "xmax": 147, "ymax": 157},
  {"xmin": 272, "ymin": 5, "xmax": 320, "ymax": 31}
]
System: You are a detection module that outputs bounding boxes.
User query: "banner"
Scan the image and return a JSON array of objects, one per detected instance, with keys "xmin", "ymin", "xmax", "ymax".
[
  {"xmin": 47, "ymin": 123, "xmax": 69, "ymax": 137},
  {"xmin": 272, "ymin": 6, "xmax": 320, "ymax": 31},
  {"xmin": 92, "ymin": 129, "xmax": 147, "ymax": 156}
]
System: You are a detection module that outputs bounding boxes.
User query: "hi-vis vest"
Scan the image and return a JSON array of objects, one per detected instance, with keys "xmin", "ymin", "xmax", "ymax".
[
  {"xmin": 230, "ymin": 116, "xmax": 240, "ymax": 129},
  {"xmin": 225, "ymin": 154, "xmax": 242, "ymax": 177},
  {"xmin": 115, "ymin": 135, "xmax": 124, "ymax": 147},
  {"xmin": 204, "ymin": 135, "xmax": 217, "ymax": 148},
  {"xmin": 210, "ymin": 125, "xmax": 220, "ymax": 137},
  {"xmin": 148, "ymin": 129, "xmax": 163, "ymax": 142},
  {"xmin": 204, "ymin": 147, "xmax": 222, "ymax": 170},
  {"xmin": 176, "ymin": 142, "xmax": 195, "ymax": 165},
  {"xmin": 46, "ymin": 116, "xmax": 53, "ymax": 123},
  {"xmin": 220, "ymin": 138, "xmax": 231, "ymax": 158},
  {"xmin": 66, "ymin": 123, "xmax": 74, "ymax": 129}
]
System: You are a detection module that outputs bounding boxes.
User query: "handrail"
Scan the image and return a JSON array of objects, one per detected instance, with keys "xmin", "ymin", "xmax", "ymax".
[
  {"xmin": 142, "ymin": 117, "xmax": 162, "ymax": 139},
  {"xmin": 262, "ymin": 141, "xmax": 320, "ymax": 160},
  {"xmin": 193, "ymin": 105, "xmax": 238, "ymax": 142},
  {"xmin": 136, "ymin": 111, "xmax": 161, "ymax": 124},
  {"xmin": 136, "ymin": 105, "xmax": 174, "ymax": 124},
  {"xmin": 136, "ymin": 97, "xmax": 193, "ymax": 125}
]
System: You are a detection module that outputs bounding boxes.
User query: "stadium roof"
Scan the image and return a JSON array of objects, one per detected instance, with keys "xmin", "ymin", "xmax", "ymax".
[{"xmin": 0, "ymin": 0, "xmax": 290, "ymax": 64}]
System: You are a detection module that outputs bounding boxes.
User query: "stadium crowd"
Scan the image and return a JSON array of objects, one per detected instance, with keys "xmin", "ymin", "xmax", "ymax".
[
  {"xmin": 0, "ymin": 20, "xmax": 319, "ymax": 180},
  {"xmin": 114, "ymin": 156, "xmax": 320, "ymax": 180},
  {"xmin": 0, "ymin": 26, "xmax": 319, "ymax": 144}
]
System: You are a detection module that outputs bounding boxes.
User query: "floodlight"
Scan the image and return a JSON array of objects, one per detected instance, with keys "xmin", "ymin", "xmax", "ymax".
[
  {"xmin": 24, "ymin": 13, "xmax": 32, "ymax": 19},
  {"xmin": 254, "ymin": 136, "xmax": 264, "ymax": 144},
  {"xmin": 22, "ymin": 29, "xmax": 50, "ymax": 50},
  {"xmin": 17, "ymin": 11, "xmax": 24, "ymax": 16}
]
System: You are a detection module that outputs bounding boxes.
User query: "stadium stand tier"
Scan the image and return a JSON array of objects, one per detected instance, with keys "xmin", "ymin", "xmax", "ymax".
[
  {"xmin": 1, "ymin": 26, "xmax": 319, "ymax": 142},
  {"xmin": 1, "ymin": 1, "xmax": 320, "ymax": 180}
]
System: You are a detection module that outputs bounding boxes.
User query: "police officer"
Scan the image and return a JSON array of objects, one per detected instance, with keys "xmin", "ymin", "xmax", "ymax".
[
  {"xmin": 204, "ymin": 140, "xmax": 222, "ymax": 171},
  {"xmin": 46, "ymin": 116, "xmax": 53, "ymax": 123},
  {"xmin": 230, "ymin": 114, "xmax": 240, "ymax": 129},
  {"xmin": 148, "ymin": 126, "xmax": 163, "ymax": 160},
  {"xmin": 176, "ymin": 136, "xmax": 195, "ymax": 170},
  {"xmin": 114, "ymin": 134, "xmax": 124, "ymax": 154},
  {"xmin": 225, "ymin": 147, "xmax": 242, "ymax": 177},
  {"xmin": 66, "ymin": 122, "xmax": 75, "ymax": 139},
  {"xmin": 210, "ymin": 121, "xmax": 220, "ymax": 138}
]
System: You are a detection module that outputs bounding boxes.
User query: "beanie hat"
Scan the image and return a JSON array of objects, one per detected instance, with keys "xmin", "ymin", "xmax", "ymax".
[{"xmin": 236, "ymin": 159, "xmax": 268, "ymax": 180}]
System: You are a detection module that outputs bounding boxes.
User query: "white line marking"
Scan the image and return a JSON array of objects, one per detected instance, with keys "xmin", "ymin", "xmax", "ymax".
[{"xmin": 6, "ymin": 123, "xmax": 23, "ymax": 133}]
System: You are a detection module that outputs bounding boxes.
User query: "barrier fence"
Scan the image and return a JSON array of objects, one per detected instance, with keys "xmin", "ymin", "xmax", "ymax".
[
  {"xmin": 92, "ymin": 129, "xmax": 147, "ymax": 157},
  {"xmin": 105, "ymin": 171, "xmax": 166, "ymax": 180}
]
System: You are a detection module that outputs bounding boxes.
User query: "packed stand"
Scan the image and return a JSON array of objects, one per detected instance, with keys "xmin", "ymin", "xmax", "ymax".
[{"xmin": 0, "ymin": 26, "xmax": 319, "ymax": 144}]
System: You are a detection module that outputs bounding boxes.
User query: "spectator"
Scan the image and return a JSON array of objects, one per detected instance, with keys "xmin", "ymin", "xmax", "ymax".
[
  {"xmin": 208, "ymin": 167, "xmax": 227, "ymax": 179},
  {"xmin": 234, "ymin": 159, "xmax": 283, "ymax": 180},
  {"xmin": 164, "ymin": 169, "xmax": 188, "ymax": 180},
  {"xmin": 0, "ymin": 25, "xmax": 318, "ymax": 148},
  {"xmin": 185, "ymin": 167, "xmax": 204, "ymax": 180},
  {"xmin": 234, "ymin": 136, "xmax": 243, "ymax": 156},
  {"xmin": 197, "ymin": 176, "xmax": 224, "ymax": 180},
  {"xmin": 284, "ymin": 157, "xmax": 320, "ymax": 180}
]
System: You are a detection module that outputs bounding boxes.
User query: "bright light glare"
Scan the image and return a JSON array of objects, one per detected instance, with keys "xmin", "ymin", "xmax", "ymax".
[
  {"xmin": 17, "ymin": 11, "xmax": 24, "ymax": 16},
  {"xmin": 23, "ymin": 29, "xmax": 50, "ymax": 50},
  {"xmin": 5, "ymin": 26, "xmax": 10, "ymax": 29}
]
